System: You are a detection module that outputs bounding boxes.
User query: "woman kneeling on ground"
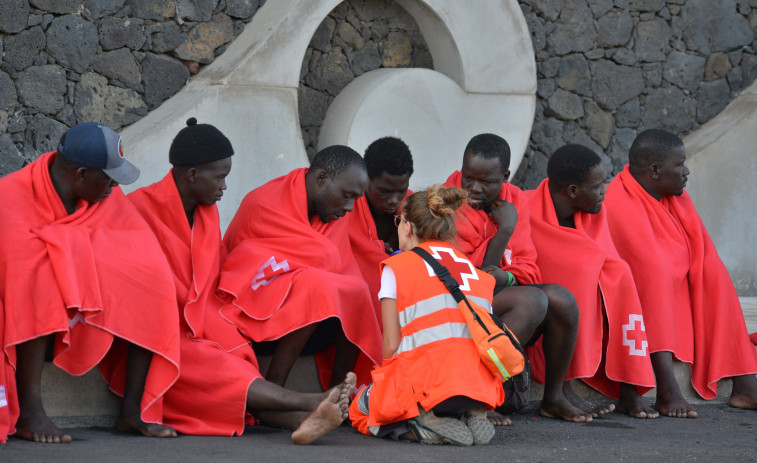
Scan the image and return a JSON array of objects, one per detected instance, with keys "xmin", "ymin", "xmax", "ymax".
[{"xmin": 349, "ymin": 185, "xmax": 504, "ymax": 446}]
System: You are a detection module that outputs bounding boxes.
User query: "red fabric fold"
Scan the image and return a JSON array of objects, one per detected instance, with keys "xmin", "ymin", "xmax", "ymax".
[
  {"xmin": 444, "ymin": 171, "xmax": 541, "ymax": 284},
  {"xmin": 0, "ymin": 152, "xmax": 180, "ymax": 431},
  {"xmin": 605, "ymin": 166, "xmax": 757, "ymax": 399},
  {"xmin": 218, "ymin": 169, "xmax": 382, "ymax": 387},
  {"xmin": 130, "ymin": 173, "xmax": 261, "ymax": 435},
  {"xmin": 525, "ymin": 180, "xmax": 654, "ymax": 398}
]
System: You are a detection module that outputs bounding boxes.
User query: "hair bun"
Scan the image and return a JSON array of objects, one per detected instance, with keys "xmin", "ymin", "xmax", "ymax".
[{"xmin": 186, "ymin": 117, "xmax": 197, "ymax": 126}]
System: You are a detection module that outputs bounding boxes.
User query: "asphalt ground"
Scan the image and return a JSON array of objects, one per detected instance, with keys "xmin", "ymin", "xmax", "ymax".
[{"xmin": 2, "ymin": 402, "xmax": 755, "ymax": 463}]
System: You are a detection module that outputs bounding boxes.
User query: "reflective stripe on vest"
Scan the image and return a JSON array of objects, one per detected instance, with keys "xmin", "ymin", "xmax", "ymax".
[
  {"xmin": 394, "ymin": 322, "xmax": 472, "ymax": 355},
  {"xmin": 398, "ymin": 293, "xmax": 493, "ymax": 328}
]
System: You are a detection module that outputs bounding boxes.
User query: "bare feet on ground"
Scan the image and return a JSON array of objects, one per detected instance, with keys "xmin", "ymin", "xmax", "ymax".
[
  {"xmin": 486, "ymin": 410, "xmax": 512, "ymax": 426},
  {"xmin": 115, "ymin": 414, "xmax": 178, "ymax": 437},
  {"xmin": 539, "ymin": 395, "xmax": 593, "ymax": 423},
  {"xmin": 338, "ymin": 372, "xmax": 357, "ymax": 419},
  {"xmin": 15, "ymin": 413, "xmax": 72, "ymax": 443},
  {"xmin": 618, "ymin": 395, "xmax": 659, "ymax": 419},
  {"xmin": 291, "ymin": 388, "xmax": 344, "ymax": 445},
  {"xmin": 563, "ymin": 387, "xmax": 615, "ymax": 418},
  {"xmin": 654, "ymin": 395, "xmax": 697, "ymax": 418},
  {"xmin": 729, "ymin": 375, "xmax": 757, "ymax": 410}
]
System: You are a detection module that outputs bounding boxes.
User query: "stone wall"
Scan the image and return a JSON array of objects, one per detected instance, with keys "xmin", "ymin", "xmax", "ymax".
[
  {"xmin": 1, "ymin": 0, "xmax": 756, "ymax": 186},
  {"xmin": 513, "ymin": 0, "xmax": 757, "ymax": 188},
  {"xmin": 297, "ymin": 0, "xmax": 431, "ymax": 160},
  {"xmin": 0, "ymin": 0, "xmax": 262, "ymax": 175}
]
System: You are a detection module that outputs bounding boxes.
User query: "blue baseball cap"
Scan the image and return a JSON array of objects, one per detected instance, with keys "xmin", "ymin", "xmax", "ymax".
[{"xmin": 57, "ymin": 122, "xmax": 140, "ymax": 185}]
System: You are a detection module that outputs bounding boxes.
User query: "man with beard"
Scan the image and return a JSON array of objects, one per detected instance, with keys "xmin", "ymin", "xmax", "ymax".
[
  {"xmin": 527, "ymin": 144, "xmax": 657, "ymax": 419},
  {"xmin": 445, "ymin": 133, "xmax": 605, "ymax": 423},
  {"xmin": 604, "ymin": 129, "xmax": 757, "ymax": 417}
]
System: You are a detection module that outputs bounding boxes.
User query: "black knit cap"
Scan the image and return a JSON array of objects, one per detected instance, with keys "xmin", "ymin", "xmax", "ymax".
[{"xmin": 169, "ymin": 117, "xmax": 234, "ymax": 166}]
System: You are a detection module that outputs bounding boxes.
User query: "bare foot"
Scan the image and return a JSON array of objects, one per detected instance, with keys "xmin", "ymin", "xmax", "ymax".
[
  {"xmin": 15, "ymin": 413, "xmax": 72, "ymax": 444},
  {"xmin": 291, "ymin": 388, "xmax": 344, "ymax": 445},
  {"xmin": 654, "ymin": 396, "xmax": 697, "ymax": 418},
  {"xmin": 115, "ymin": 414, "xmax": 177, "ymax": 437},
  {"xmin": 540, "ymin": 396, "xmax": 593, "ymax": 423},
  {"xmin": 730, "ymin": 374, "xmax": 757, "ymax": 410},
  {"xmin": 486, "ymin": 410, "xmax": 511, "ymax": 426},
  {"xmin": 618, "ymin": 395, "xmax": 659, "ymax": 419},
  {"xmin": 563, "ymin": 384, "xmax": 614, "ymax": 417}
]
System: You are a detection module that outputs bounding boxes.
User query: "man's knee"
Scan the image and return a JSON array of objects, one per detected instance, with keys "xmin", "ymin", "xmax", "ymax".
[{"xmin": 542, "ymin": 284, "xmax": 578, "ymax": 327}]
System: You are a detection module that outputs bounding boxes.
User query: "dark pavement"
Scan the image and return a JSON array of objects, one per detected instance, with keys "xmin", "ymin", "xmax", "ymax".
[{"xmin": 2, "ymin": 403, "xmax": 755, "ymax": 463}]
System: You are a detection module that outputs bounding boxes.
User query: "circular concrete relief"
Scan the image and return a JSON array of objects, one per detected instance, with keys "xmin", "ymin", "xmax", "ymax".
[{"xmin": 121, "ymin": 0, "xmax": 535, "ymax": 229}]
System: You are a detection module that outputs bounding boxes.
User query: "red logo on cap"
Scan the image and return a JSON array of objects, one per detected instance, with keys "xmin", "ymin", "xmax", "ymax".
[{"xmin": 118, "ymin": 139, "xmax": 124, "ymax": 158}]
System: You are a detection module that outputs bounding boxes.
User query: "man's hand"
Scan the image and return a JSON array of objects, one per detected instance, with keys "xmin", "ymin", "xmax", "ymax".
[
  {"xmin": 488, "ymin": 199, "xmax": 518, "ymax": 233},
  {"xmin": 480, "ymin": 264, "xmax": 518, "ymax": 287},
  {"xmin": 384, "ymin": 241, "xmax": 395, "ymax": 255}
]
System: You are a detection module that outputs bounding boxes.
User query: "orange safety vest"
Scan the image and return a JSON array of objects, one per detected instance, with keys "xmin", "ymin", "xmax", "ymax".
[{"xmin": 367, "ymin": 241, "xmax": 505, "ymax": 427}]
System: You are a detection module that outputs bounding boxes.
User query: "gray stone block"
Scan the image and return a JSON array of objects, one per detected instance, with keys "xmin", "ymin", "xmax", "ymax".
[
  {"xmin": 525, "ymin": 12, "xmax": 546, "ymax": 52},
  {"xmin": 616, "ymin": 0, "xmax": 665, "ymax": 11},
  {"xmin": 597, "ymin": 11, "xmax": 633, "ymax": 47},
  {"xmin": 298, "ymin": 85, "xmax": 330, "ymax": 127},
  {"xmin": 611, "ymin": 48, "xmax": 636, "ymax": 66},
  {"xmin": 351, "ymin": 0, "xmax": 386, "ymax": 22},
  {"xmin": 83, "ymin": 0, "xmax": 127, "ymax": 19},
  {"xmin": 588, "ymin": 0, "xmax": 614, "ymax": 18},
  {"xmin": 556, "ymin": 53, "xmax": 591, "ymax": 96},
  {"xmin": 7, "ymin": 111, "xmax": 26, "ymax": 133},
  {"xmin": 147, "ymin": 22, "xmax": 185, "ymax": 53},
  {"xmin": 140, "ymin": 53, "xmax": 190, "ymax": 109},
  {"xmin": 0, "ymin": 134, "xmax": 23, "ymax": 176},
  {"xmin": 0, "ymin": 0, "xmax": 30, "ymax": 34},
  {"xmin": 585, "ymin": 101, "xmax": 614, "ymax": 149},
  {"xmin": 46, "ymin": 15, "xmax": 99, "ymax": 74},
  {"xmin": 678, "ymin": 0, "xmax": 754, "ymax": 55},
  {"xmin": 17, "ymin": 65, "xmax": 67, "ymax": 115},
  {"xmin": 347, "ymin": 43, "xmax": 381, "ymax": 76},
  {"xmin": 3, "ymin": 26, "xmax": 46, "ymax": 72},
  {"xmin": 531, "ymin": 0, "xmax": 561, "ymax": 22},
  {"xmin": 0, "ymin": 71, "xmax": 18, "ymax": 112},
  {"xmin": 381, "ymin": 32, "xmax": 412, "ymax": 68},
  {"xmin": 616, "ymin": 98, "xmax": 641, "ymax": 128},
  {"xmin": 174, "ymin": 13, "xmax": 234, "ymax": 64},
  {"xmin": 641, "ymin": 86, "xmax": 697, "ymax": 133},
  {"xmin": 98, "ymin": 16, "xmax": 146, "ymax": 51},
  {"xmin": 311, "ymin": 17, "xmax": 336, "ymax": 53},
  {"xmin": 177, "ymin": 0, "xmax": 219, "ymax": 22},
  {"xmin": 226, "ymin": 0, "xmax": 260, "ymax": 20},
  {"xmin": 608, "ymin": 127, "xmax": 636, "ymax": 172},
  {"xmin": 305, "ymin": 48, "xmax": 354, "ymax": 97},
  {"xmin": 74, "ymin": 72, "xmax": 147, "ymax": 129},
  {"xmin": 92, "ymin": 48, "xmax": 142, "ymax": 89},
  {"xmin": 28, "ymin": 113, "xmax": 68, "ymax": 153},
  {"xmin": 29, "ymin": 0, "xmax": 80, "ymax": 14},
  {"xmin": 696, "ymin": 79, "xmax": 731, "ymax": 123},
  {"xmin": 634, "ymin": 18, "xmax": 671, "ymax": 63},
  {"xmin": 663, "ymin": 50, "xmax": 706, "ymax": 90},
  {"xmin": 592, "ymin": 60, "xmax": 645, "ymax": 110},
  {"xmin": 547, "ymin": 2, "xmax": 596, "ymax": 55},
  {"xmin": 127, "ymin": 0, "xmax": 175, "ymax": 20}
]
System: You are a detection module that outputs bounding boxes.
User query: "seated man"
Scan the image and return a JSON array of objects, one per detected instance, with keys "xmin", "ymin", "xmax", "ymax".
[
  {"xmin": 0, "ymin": 123, "xmax": 181, "ymax": 443},
  {"xmin": 527, "ymin": 144, "xmax": 657, "ymax": 418},
  {"xmin": 605, "ymin": 129, "xmax": 757, "ymax": 417},
  {"xmin": 445, "ymin": 133, "xmax": 601, "ymax": 423},
  {"xmin": 128, "ymin": 118, "xmax": 355, "ymax": 443},
  {"xmin": 219, "ymin": 145, "xmax": 382, "ymax": 390},
  {"xmin": 349, "ymin": 136, "xmax": 414, "ymax": 315}
]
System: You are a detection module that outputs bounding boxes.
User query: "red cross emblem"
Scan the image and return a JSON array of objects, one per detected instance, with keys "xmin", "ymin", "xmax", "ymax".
[
  {"xmin": 427, "ymin": 246, "xmax": 479, "ymax": 291},
  {"xmin": 251, "ymin": 256, "xmax": 290, "ymax": 290},
  {"xmin": 622, "ymin": 314, "xmax": 648, "ymax": 356}
]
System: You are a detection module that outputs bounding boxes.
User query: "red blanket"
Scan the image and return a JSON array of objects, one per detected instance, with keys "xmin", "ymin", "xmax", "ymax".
[
  {"xmin": 0, "ymin": 300, "xmax": 16, "ymax": 443},
  {"xmin": 130, "ymin": 173, "xmax": 261, "ymax": 435},
  {"xmin": 525, "ymin": 180, "xmax": 654, "ymax": 398},
  {"xmin": 605, "ymin": 166, "xmax": 757, "ymax": 399},
  {"xmin": 444, "ymin": 172, "xmax": 541, "ymax": 284},
  {"xmin": 218, "ymin": 169, "xmax": 382, "ymax": 387},
  {"xmin": 0, "ymin": 152, "xmax": 180, "ymax": 431}
]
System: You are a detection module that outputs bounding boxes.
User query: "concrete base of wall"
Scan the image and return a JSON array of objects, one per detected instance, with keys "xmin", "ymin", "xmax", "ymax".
[{"xmin": 45, "ymin": 298, "xmax": 757, "ymax": 427}]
